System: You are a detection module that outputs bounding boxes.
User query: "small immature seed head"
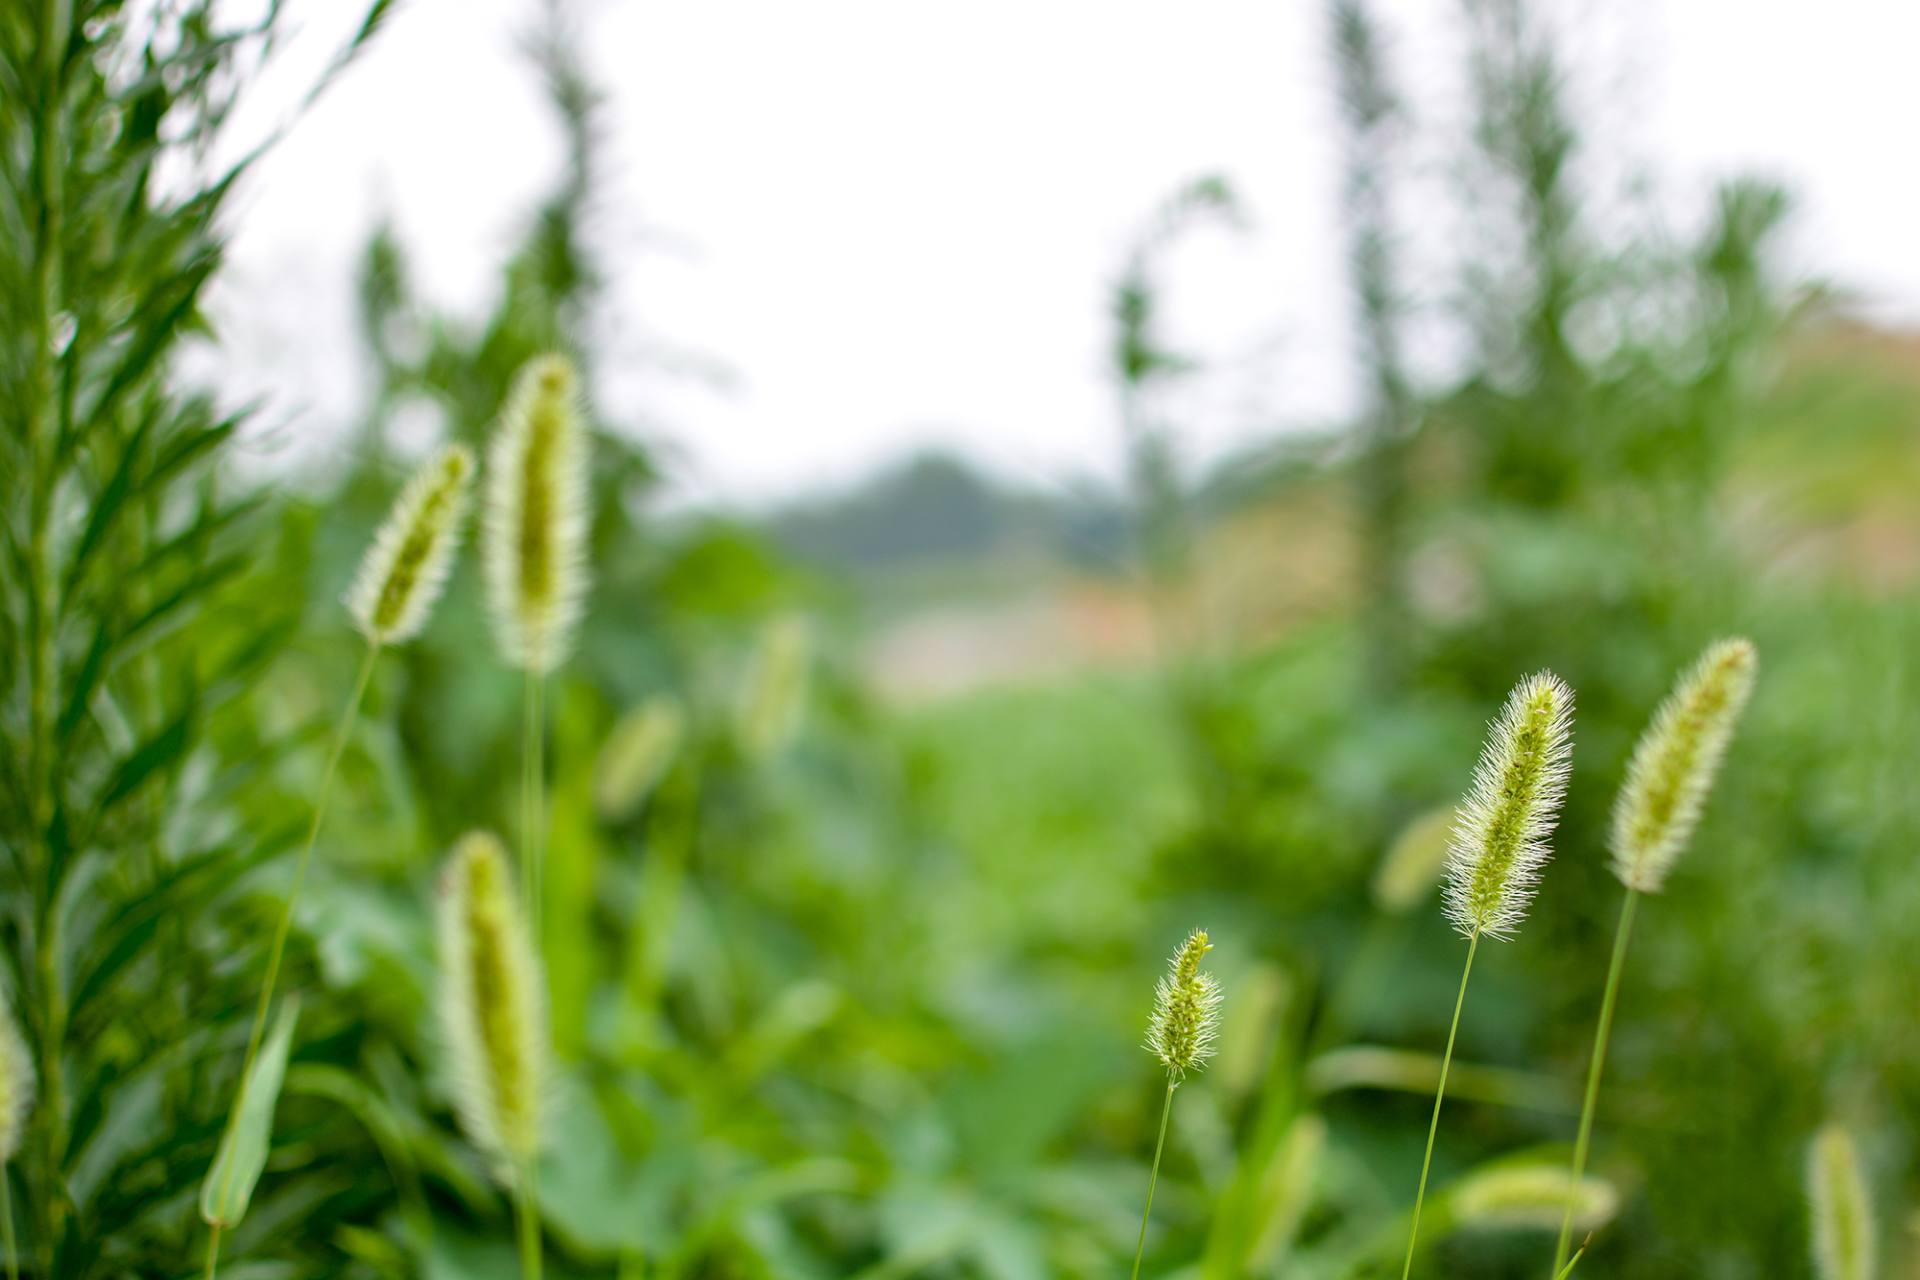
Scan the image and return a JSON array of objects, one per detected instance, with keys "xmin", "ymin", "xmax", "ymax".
[
  {"xmin": 1449, "ymin": 1163, "xmax": 1619, "ymax": 1233},
  {"xmin": 345, "ymin": 443, "xmax": 475, "ymax": 644},
  {"xmin": 1372, "ymin": 804, "xmax": 1456, "ymax": 916},
  {"xmin": 1807, "ymin": 1123, "xmax": 1876, "ymax": 1280},
  {"xmin": 1146, "ymin": 928, "xmax": 1223, "ymax": 1079},
  {"xmin": 737, "ymin": 615, "xmax": 812, "ymax": 759},
  {"xmin": 0, "ymin": 987, "xmax": 33, "ymax": 1163},
  {"xmin": 484, "ymin": 354, "xmax": 591, "ymax": 675},
  {"xmin": 593, "ymin": 696, "xmax": 687, "ymax": 823},
  {"xmin": 437, "ymin": 831, "xmax": 547, "ymax": 1182},
  {"xmin": 1610, "ymin": 638, "xmax": 1757, "ymax": 893},
  {"xmin": 1442, "ymin": 671, "xmax": 1575, "ymax": 940}
]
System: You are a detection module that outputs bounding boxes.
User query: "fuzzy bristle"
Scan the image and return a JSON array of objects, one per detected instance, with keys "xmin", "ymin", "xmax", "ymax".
[
  {"xmin": 1610, "ymin": 638, "xmax": 1757, "ymax": 893},
  {"xmin": 1146, "ymin": 928, "xmax": 1223, "ymax": 1079},
  {"xmin": 483, "ymin": 354, "xmax": 591, "ymax": 674},
  {"xmin": 437, "ymin": 831, "xmax": 547, "ymax": 1182},
  {"xmin": 1807, "ymin": 1123, "xmax": 1876, "ymax": 1280},
  {"xmin": 1442, "ymin": 671, "xmax": 1575, "ymax": 940},
  {"xmin": 345, "ymin": 443, "xmax": 475, "ymax": 644},
  {"xmin": 0, "ymin": 987, "xmax": 32, "ymax": 1163}
]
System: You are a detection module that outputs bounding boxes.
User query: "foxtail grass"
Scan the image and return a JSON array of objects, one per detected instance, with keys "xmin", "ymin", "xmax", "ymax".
[
  {"xmin": 0, "ymin": 990, "xmax": 29, "ymax": 1280},
  {"xmin": 1133, "ymin": 928, "xmax": 1222, "ymax": 1280},
  {"xmin": 1550, "ymin": 640, "xmax": 1755, "ymax": 1277},
  {"xmin": 1403, "ymin": 672, "xmax": 1573, "ymax": 1279},
  {"xmin": 205, "ymin": 446, "xmax": 471, "ymax": 1275},
  {"xmin": 439, "ymin": 832, "xmax": 549, "ymax": 1279},
  {"xmin": 1807, "ymin": 1123, "xmax": 1876, "ymax": 1280},
  {"xmin": 484, "ymin": 354, "xmax": 590, "ymax": 950}
]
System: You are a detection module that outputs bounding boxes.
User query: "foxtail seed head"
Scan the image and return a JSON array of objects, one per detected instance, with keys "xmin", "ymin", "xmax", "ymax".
[
  {"xmin": 483, "ymin": 354, "xmax": 591, "ymax": 674},
  {"xmin": 1442, "ymin": 672, "xmax": 1575, "ymax": 940},
  {"xmin": 346, "ymin": 444, "xmax": 475, "ymax": 644},
  {"xmin": 437, "ymin": 831, "xmax": 547, "ymax": 1182},
  {"xmin": 0, "ymin": 986, "xmax": 32, "ymax": 1163},
  {"xmin": 1147, "ymin": 928, "xmax": 1223, "ymax": 1079},
  {"xmin": 1807, "ymin": 1123, "xmax": 1876, "ymax": 1280},
  {"xmin": 1610, "ymin": 638, "xmax": 1757, "ymax": 893}
]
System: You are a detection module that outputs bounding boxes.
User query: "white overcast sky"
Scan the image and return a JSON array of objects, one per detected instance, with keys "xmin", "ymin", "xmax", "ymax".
[{"xmin": 208, "ymin": 0, "xmax": 1920, "ymax": 506}]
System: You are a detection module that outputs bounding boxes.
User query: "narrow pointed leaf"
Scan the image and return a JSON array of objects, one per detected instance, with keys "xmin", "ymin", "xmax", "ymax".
[{"xmin": 200, "ymin": 997, "xmax": 301, "ymax": 1228}]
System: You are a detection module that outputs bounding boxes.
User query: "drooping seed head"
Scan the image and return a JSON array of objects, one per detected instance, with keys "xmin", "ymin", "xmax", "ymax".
[
  {"xmin": 483, "ymin": 354, "xmax": 591, "ymax": 674},
  {"xmin": 1449, "ymin": 1163, "xmax": 1619, "ymax": 1233},
  {"xmin": 1146, "ymin": 928, "xmax": 1223, "ymax": 1079},
  {"xmin": 437, "ymin": 831, "xmax": 547, "ymax": 1182},
  {"xmin": 345, "ymin": 443, "xmax": 475, "ymax": 644},
  {"xmin": 1807, "ymin": 1123, "xmax": 1876, "ymax": 1280},
  {"xmin": 1442, "ymin": 671, "xmax": 1575, "ymax": 940},
  {"xmin": 0, "ymin": 987, "xmax": 32, "ymax": 1163},
  {"xmin": 1610, "ymin": 638, "xmax": 1757, "ymax": 893},
  {"xmin": 1372, "ymin": 804, "xmax": 1456, "ymax": 915}
]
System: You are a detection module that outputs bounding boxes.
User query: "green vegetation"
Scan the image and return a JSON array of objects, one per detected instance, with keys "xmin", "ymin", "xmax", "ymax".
[{"xmin": 2, "ymin": 0, "xmax": 1915, "ymax": 1278}]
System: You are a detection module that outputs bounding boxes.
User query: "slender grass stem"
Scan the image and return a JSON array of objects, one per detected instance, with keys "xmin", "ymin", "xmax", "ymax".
[
  {"xmin": 1552, "ymin": 890, "xmax": 1638, "ymax": 1276},
  {"xmin": 1400, "ymin": 931, "xmax": 1479, "ymax": 1280},
  {"xmin": 522, "ymin": 673, "xmax": 546, "ymax": 949},
  {"xmin": 1130, "ymin": 1078, "xmax": 1178, "ymax": 1280},
  {"xmin": 1, "ymin": 1164, "xmax": 16, "ymax": 1280},
  {"xmin": 516, "ymin": 1166, "xmax": 543, "ymax": 1280},
  {"xmin": 208, "ymin": 641, "xmax": 378, "ymax": 1255},
  {"xmin": 203, "ymin": 1224, "xmax": 221, "ymax": 1280}
]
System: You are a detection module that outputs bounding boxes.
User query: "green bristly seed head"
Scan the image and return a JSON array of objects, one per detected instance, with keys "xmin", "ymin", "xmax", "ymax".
[
  {"xmin": 484, "ymin": 353, "xmax": 591, "ymax": 674},
  {"xmin": 438, "ymin": 831, "xmax": 548, "ymax": 1183},
  {"xmin": 1442, "ymin": 671, "xmax": 1575, "ymax": 940},
  {"xmin": 346, "ymin": 443, "xmax": 475, "ymax": 644},
  {"xmin": 1610, "ymin": 638, "xmax": 1757, "ymax": 893},
  {"xmin": 1807, "ymin": 1123, "xmax": 1876, "ymax": 1280},
  {"xmin": 0, "ymin": 986, "xmax": 31, "ymax": 1164},
  {"xmin": 1147, "ymin": 928, "xmax": 1223, "ymax": 1079}
]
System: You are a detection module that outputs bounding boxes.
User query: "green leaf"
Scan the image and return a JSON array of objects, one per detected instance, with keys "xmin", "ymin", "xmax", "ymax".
[{"xmin": 200, "ymin": 996, "xmax": 302, "ymax": 1229}]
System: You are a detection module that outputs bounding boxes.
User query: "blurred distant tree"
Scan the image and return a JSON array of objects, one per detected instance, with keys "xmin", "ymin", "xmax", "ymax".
[
  {"xmin": 1455, "ymin": 0, "xmax": 1592, "ymax": 505},
  {"xmin": 1330, "ymin": 0, "xmax": 1417, "ymax": 696},
  {"xmin": 1109, "ymin": 175, "xmax": 1241, "ymax": 647},
  {"xmin": 1107, "ymin": 176, "xmax": 1251, "ymax": 808}
]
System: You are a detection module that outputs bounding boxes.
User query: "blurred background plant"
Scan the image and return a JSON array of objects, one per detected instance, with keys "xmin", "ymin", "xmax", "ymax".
[{"xmin": 4, "ymin": 0, "xmax": 1916, "ymax": 1277}]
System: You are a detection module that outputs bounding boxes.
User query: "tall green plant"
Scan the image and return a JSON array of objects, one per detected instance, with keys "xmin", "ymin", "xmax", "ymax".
[{"xmin": 0, "ymin": 3, "xmax": 389, "ymax": 1273}]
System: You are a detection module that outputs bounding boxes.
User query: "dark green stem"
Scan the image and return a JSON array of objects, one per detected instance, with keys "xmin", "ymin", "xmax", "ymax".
[
  {"xmin": 1551, "ymin": 890, "xmax": 1638, "ymax": 1276},
  {"xmin": 522, "ymin": 673, "xmax": 546, "ymax": 947},
  {"xmin": 517, "ymin": 1166, "xmax": 543, "ymax": 1280}
]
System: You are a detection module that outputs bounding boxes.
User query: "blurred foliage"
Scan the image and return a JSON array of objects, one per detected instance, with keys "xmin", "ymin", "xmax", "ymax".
[{"xmin": 5, "ymin": 0, "xmax": 1917, "ymax": 1277}]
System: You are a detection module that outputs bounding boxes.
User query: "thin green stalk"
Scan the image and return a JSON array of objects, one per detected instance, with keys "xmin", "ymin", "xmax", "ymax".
[
  {"xmin": 1400, "ymin": 931, "xmax": 1478, "ymax": 1280},
  {"xmin": 28, "ymin": 1, "xmax": 70, "ymax": 1260},
  {"xmin": 1130, "ymin": 1078, "xmax": 1178, "ymax": 1280},
  {"xmin": 516, "ymin": 1166, "xmax": 543, "ymax": 1280},
  {"xmin": 1, "ymin": 1164, "xmax": 16, "ymax": 1280},
  {"xmin": 522, "ymin": 673, "xmax": 546, "ymax": 948},
  {"xmin": 1551, "ymin": 890, "xmax": 1638, "ymax": 1276},
  {"xmin": 203, "ymin": 1224, "xmax": 221, "ymax": 1280},
  {"xmin": 208, "ymin": 640, "xmax": 378, "ymax": 1257}
]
